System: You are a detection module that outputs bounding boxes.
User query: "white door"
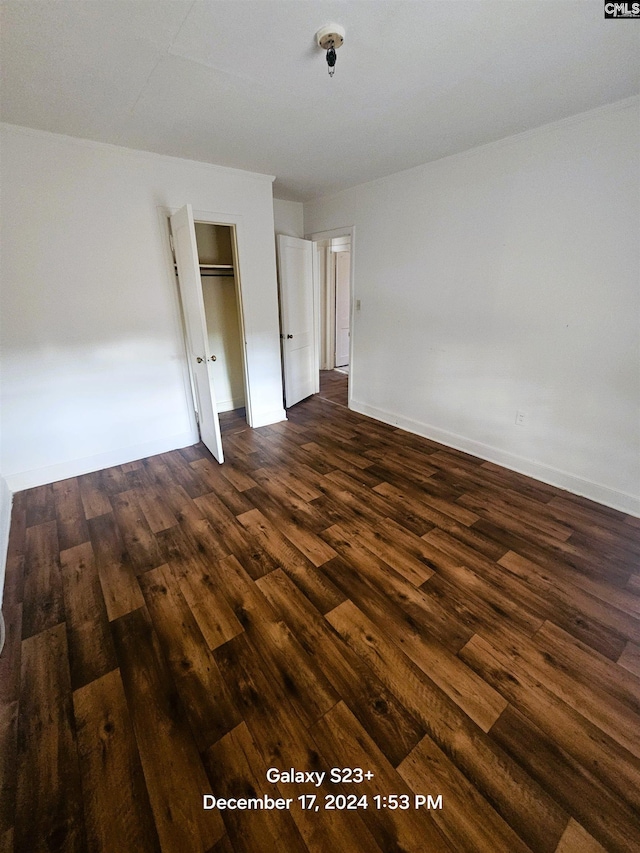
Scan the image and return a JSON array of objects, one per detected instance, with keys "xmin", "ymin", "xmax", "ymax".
[
  {"xmin": 170, "ymin": 205, "xmax": 224, "ymax": 463},
  {"xmin": 335, "ymin": 250, "xmax": 350, "ymax": 368},
  {"xmin": 277, "ymin": 235, "xmax": 317, "ymax": 407}
]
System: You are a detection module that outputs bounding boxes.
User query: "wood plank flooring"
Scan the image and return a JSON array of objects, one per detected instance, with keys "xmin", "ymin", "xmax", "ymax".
[
  {"xmin": 317, "ymin": 369, "xmax": 349, "ymax": 407},
  {"xmin": 2, "ymin": 372, "xmax": 640, "ymax": 852}
]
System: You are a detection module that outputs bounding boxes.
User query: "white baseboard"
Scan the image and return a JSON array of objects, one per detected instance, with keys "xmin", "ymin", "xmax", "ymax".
[
  {"xmin": 2, "ymin": 408, "xmax": 288, "ymax": 494},
  {"xmin": 250, "ymin": 408, "xmax": 287, "ymax": 428},
  {"xmin": 217, "ymin": 397, "xmax": 246, "ymax": 414},
  {"xmin": 3, "ymin": 430, "xmax": 199, "ymax": 493},
  {"xmin": 350, "ymin": 399, "xmax": 640, "ymax": 518}
]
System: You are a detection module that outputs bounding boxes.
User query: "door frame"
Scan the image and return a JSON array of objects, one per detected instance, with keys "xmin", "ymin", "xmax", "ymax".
[
  {"xmin": 306, "ymin": 226, "xmax": 355, "ymax": 409},
  {"xmin": 161, "ymin": 206, "xmax": 254, "ymax": 436}
]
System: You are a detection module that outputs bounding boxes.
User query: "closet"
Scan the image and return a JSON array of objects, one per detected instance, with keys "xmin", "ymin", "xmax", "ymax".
[
  {"xmin": 171, "ymin": 205, "xmax": 253, "ymax": 463},
  {"xmin": 192, "ymin": 222, "xmax": 246, "ymax": 415}
]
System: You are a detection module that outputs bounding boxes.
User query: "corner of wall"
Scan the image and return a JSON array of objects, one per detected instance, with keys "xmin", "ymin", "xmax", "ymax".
[{"xmin": 273, "ymin": 199, "xmax": 305, "ymax": 239}]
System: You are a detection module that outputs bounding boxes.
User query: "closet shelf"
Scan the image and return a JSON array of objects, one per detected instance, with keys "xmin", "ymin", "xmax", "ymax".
[
  {"xmin": 200, "ymin": 264, "xmax": 233, "ymax": 269},
  {"xmin": 174, "ymin": 262, "xmax": 234, "ymax": 277},
  {"xmin": 173, "ymin": 263, "xmax": 233, "ymax": 269}
]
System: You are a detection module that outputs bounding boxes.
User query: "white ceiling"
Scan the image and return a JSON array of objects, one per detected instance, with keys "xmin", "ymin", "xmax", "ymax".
[{"xmin": 1, "ymin": 1, "xmax": 638, "ymax": 201}]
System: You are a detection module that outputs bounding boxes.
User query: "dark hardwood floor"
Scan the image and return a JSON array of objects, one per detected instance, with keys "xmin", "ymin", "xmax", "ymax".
[
  {"xmin": 317, "ymin": 370, "xmax": 349, "ymax": 407},
  {"xmin": 2, "ymin": 373, "xmax": 640, "ymax": 852}
]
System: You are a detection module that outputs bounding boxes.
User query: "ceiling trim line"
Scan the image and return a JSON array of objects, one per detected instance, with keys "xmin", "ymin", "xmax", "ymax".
[
  {"xmin": 0, "ymin": 122, "xmax": 276, "ymax": 184},
  {"xmin": 303, "ymin": 95, "xmax": 639, "ymax": 205}
]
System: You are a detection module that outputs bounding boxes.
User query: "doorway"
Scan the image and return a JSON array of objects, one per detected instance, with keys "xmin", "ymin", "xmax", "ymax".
[
  {"xmin": 307, "ymin": 227, "xmax": 355, "ymax": 407},
  {"xmin": 274, "ymin": 227, "xmax": 354, "ymax": 411}
]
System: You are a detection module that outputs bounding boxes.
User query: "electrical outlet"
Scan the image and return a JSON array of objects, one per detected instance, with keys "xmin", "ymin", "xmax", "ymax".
[{"xmin": 515, "ymin": 410, "xmax": 526, "ymax": 426}]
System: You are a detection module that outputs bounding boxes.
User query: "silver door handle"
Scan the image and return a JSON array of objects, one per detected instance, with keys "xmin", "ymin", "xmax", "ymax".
[
  {"xmin": 209, "ymin": 355, "xmax": 217, "ymax": 362},
  {"xmin": 196, "ymin": 357, "xmax": 204, "ymax": 363}
]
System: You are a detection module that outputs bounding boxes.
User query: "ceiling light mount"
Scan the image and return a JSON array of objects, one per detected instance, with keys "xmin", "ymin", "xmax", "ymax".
[{"xmin": 316, "ymin": 23, "xmax": 345, "ymax": 77}]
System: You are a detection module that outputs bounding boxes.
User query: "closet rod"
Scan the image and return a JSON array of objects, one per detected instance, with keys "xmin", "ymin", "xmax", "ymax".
[
  {"xmin": 173, "ymin": 263, "xmax": 233, "ymax": 269},
  {"xmin": 173, "ymin": 262, "xmax": 234, "ymax": 277}
]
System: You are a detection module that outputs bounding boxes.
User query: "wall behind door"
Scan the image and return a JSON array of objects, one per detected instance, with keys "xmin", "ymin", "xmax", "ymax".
[{"xmin": 0, "ymin": 124, "xmax": 285, "ymax": 492}]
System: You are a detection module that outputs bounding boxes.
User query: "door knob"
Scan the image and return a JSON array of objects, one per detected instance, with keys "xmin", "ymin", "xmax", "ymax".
[
  {"xmin": 287, "ymin": 334, "xmax": 293, "ymax": 339},
  {"xmin": 196, "ymin": 357, "xmax": 204, "ymax": 363},
  {"xmin": 209, "ymin": 355, "xmax": 217, "ymax": 362}
]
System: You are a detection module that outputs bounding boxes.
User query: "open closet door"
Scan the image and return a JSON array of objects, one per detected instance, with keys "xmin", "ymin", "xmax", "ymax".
[
  {"xmin": 277, "ymin": 235, "xmax": 317, "ymax": 408},
  {"xmin": 170, "ymin": 204, "xmax": 224, "ymax": 463}
]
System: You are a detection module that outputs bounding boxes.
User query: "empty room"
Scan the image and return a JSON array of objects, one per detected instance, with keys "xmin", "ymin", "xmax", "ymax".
[{"xmin": 0, "ymin": 2, "xmax": 639, "ymax": 852}]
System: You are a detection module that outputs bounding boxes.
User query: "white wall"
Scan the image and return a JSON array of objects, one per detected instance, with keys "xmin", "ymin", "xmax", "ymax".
[
  {"xmin": 273, "ymin": 198, "xmax": 304, "ymax": 238},
  {"xmin": 0, "ymin": 475, "xmax": 12, "ymax": 605},
  {"xmin": 0, "ymin": 125, "xmax": 285, "ymax": 492},
  {"xmin": 304, "ymin": 99, "xmax": 640, "ymax": 515}
]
